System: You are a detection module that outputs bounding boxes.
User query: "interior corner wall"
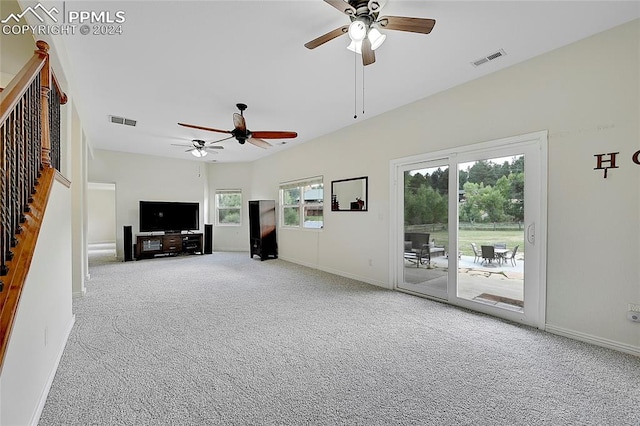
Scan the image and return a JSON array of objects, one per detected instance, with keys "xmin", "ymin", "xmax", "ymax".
[
  {"xmin": 70, "ymin": 106, "xmax": 87, "ymax": 296},
  {"xmin": 248, "ymin": 20, "xmax": 640, "ymax": 352},
  {"xmin": 59, "ymin": 97, "xmax": 72, "ymax": 179},
  {"xmin": 207, "ymin": 162, "xmax": 252, "ymax": 251},
  {"xmin": 88, "ymin": 150, "xmax": 208, "ymax": 260},
  {"xmin": 202, "ymin": 163, "xmax": 210, "ymax": 228}
]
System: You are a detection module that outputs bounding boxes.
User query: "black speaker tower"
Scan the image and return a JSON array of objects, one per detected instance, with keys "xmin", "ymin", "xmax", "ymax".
[
  {"xmin": 204, "ymin": 224, "xmax": 213, "ymax": 254},
  {"xmin": 123, "ymin": 225, "xmax": 133, "ymax": 261}
]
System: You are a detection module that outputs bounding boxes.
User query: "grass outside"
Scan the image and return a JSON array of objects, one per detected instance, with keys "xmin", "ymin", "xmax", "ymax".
[{"xmin": 425, "ymin": 229, "xmax": 524, "ymax": 257}]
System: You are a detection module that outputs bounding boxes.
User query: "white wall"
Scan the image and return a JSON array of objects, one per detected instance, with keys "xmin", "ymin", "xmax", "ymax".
[
  {"xmin": 247, "ymin": 20, "xmax": 640, "ymax": 352},
  {"xmin": 0, "ymin": 177, "xmax": 74, "ymax": 426},
  {"xmin": 250, "ymin": 127, "xmax": 389, "ymax": 285},
  {"xmin": 207, "ymin": 162, "xmax": 253, "ymax": 251},
  {"xmin": 87, "ymin": 183, "xmax": 116, "ymax": 244},
  {"xmin": 88, "ymin": 150, "xmax": 208, "ymax": 259}
]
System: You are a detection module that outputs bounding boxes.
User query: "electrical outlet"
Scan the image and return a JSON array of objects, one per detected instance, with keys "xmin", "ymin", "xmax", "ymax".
[
  {"xmin": 628, "ymin": 303, "xmax": 640, "ymax": 313},
  {"xmin": 628, "ymin": 311, "xmax": 640, "ymax": 323},
  {"xmin": 44, "ymin": 327, "xmax": 48, "ymax": 347}
]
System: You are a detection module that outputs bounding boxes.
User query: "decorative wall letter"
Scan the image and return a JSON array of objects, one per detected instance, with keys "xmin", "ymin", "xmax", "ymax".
[{"xmin": 594, "ymin": 152, "xmax": 619, "ymax": 178}]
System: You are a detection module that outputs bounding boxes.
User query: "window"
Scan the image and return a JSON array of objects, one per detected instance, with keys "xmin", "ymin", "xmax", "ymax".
[
  {"xmin": 215, "ymin": 190, "xmax": 242, "ymax": 226},
  {"xmin": 280, "ymin": 177, "xmax": 323, "ymax": 229}
]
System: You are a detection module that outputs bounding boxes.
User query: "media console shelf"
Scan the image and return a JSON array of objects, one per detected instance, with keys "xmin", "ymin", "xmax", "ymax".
[{"xmin": 135, "ymin": 233, "xmax": 203, "ymax": 260}]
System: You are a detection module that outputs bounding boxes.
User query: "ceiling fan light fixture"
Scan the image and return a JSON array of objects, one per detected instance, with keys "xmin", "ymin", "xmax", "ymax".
[
  {"xmin": 368, "ymin": 0, "xmax": 386, "ymax": 13},
  {"xmin": 191, "ymin": 149, "xmax": 207, "ymax": 158},
  {"xmin": 347, "ymin": 39, "xmax": 362, "ymax": 54},
  {"xmin": 368, "ymin": 27, "xmax": 386, "ymax": 50},
  {"xmin": 348, "ymin": 20, "xmax": 367, "ymax": 42}
]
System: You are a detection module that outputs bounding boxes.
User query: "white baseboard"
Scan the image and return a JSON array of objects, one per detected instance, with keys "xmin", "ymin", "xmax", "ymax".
[
  {"xmin": 278, "ymin": 256, "xmax": 389, "ymax": 289},
  {"xmin": 30, "ymin": 315, "xmax": 76, "ymax": 426},
  {"xmin": 545, "ymin": 324, "xmax": 640, "ymax": 357}
]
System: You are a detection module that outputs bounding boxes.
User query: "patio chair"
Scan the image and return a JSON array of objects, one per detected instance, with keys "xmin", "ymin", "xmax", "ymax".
[
  {"xmin": 404, "ymin": 232, "xmax": 431, "ymax": 267},
  {"xmin": 480, "ymin": 245, "xmax": 497, "ymax": 266},
  {"xmin": 471, "ymin": 243, "xmax": 481, "ymax": 263},
  {"xmin": 506, "ymin": 245, "xmax": 519, "ymax": 267}
]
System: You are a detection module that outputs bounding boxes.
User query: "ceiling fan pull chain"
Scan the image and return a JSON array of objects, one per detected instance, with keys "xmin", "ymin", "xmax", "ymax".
[
  {"xmin": 362, "ymin": 62, "xmax": 365, "ymax": 116},
  {"xmin": 354, "ymin": 49, "xmax": 358, "ymax": 119}
]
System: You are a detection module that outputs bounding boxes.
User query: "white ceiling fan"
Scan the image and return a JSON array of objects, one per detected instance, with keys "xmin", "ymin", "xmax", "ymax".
[
  {"xmin": 305, "ymin": 0, "xmax": 436, "ymax": 66},
  {"xmin": 171, "ymin": 139, "xmax": 224, "ymax": 158}
]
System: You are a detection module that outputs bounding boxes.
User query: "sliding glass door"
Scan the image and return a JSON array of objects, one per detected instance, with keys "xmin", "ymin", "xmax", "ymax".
[
  {"xmin": 393, "ymin": 132, "xmax": 546, "ymax": 328},
  {"xmin": 398, "ymin": 160, "xmax": 450, "ymax": 300},
  {"xmin": 457, "ymin": 153, "xmax": 526, "ymax": 312}
]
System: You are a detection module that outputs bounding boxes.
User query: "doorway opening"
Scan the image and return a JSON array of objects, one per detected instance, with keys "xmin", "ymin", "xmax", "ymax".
[{"xmin": 87, "ymin": 182, "xmax": 118, "ymax": 265}]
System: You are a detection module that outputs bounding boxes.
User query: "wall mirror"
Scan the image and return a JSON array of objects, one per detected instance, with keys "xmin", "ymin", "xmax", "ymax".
[{"xmin": 331, "ymin": 176, "xmax": 368, "ymax": 211}]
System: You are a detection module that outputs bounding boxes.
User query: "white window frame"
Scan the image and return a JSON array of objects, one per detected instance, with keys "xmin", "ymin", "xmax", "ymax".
[
  {"xmin": 215, "ymin": 189, "xmax": 242, "ymax": 226},
  {"xmin": 279, "ymin": 176, "xmax": 324, "ymax": 230}
]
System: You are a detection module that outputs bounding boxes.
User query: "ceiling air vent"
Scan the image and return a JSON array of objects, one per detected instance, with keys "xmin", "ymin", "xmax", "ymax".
[
  {"xmin": 109, "ymin": 115, "xmax": 137, "ymax": 127},
  {"xmin": 472, "ymin": 49, "xmax": 506, "ymax": 67}
]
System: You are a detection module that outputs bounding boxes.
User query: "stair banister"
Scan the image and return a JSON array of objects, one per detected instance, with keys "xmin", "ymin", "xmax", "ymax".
[{"xmin": 0, "ymin": 39, "xmax": 67, "ymax": 372}]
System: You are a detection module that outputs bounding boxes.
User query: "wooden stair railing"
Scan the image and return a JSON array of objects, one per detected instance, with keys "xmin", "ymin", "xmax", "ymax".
[{"xmin": 0, "ymin": 40, "xmax": 67, "ymax": 371}]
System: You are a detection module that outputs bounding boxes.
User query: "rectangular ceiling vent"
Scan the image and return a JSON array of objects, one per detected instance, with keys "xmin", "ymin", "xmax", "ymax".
[
  {"xmin": 472, "ymin": 49, "xmax": 506, "ymax": 67},
  {"xmin": 109, "ymin": 115, "xmax": 137, "ymax": 127}
]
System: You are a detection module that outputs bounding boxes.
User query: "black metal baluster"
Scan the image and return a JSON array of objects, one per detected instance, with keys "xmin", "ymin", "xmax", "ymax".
[
  {"xmin": 25, "ymin": 81, "xmax": 35, "ymax": 202},
  {"xmin": 0, "ymin": 122, "xmax": 8, "ymax": 277},
  {"xmin": 15, "ymin": 98, "xmax": 26, "ymax": 229},
  {"xmin": 7, "ymin": 109, "xmax": 18, "ymax": 251},
  {"xmin": 18, "ymin": 95, "xmax": 29, "ymax": 219},
  {"xmin": 34, "ymin": 74, "xmax": 42, "ymax": 174},
  {"xmin": 49, "ymin": 83, "xmax": 61, "ymax": 171}
]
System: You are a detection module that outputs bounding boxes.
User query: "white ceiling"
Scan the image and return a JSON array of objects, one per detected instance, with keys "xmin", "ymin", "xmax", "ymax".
[{"xmin": 33, "ymin": 1, "xmax": 640, "ymax": 163}]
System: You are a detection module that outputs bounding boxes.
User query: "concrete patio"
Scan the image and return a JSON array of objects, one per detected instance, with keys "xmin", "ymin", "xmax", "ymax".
[{"xmin": 402, "ymin": 253, "xmax": 525, "ymax": 311}]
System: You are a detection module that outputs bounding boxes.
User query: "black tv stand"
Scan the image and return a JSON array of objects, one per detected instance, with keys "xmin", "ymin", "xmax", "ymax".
[{"xmin": 135, "ymin": 233, "xmax": 204, "ymax": 260}]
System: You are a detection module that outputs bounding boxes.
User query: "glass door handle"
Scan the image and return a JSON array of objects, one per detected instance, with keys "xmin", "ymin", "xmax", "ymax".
[{"xmin": 527, "ymin": 223, "xmax": 535, "ymax": 244}]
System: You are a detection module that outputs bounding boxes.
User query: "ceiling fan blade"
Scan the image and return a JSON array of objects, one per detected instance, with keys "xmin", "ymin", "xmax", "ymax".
[
  {"xmin": 233, "ymin": 113, "xmax": 247, "ymax": 133},
  {"xmin": 304, "ymin": 25, "xmax": 349, "ymax": 49},
  {"xmin": 361, "ymin": 37, "xmax": 375, "ymax": 66},
  {"xmin": 204, "ymin": 147, "xmax": 221, "ymax": 153},
  {"xmin": 324, "ymin": 0, "xmax": 356, "ymax": 16},
  {"xmin": 171, "ymin": 143, "xmax": 192, "ymax": 147},
  {"xmin": 250, "ymin": 131, "xmax": 298, "ymax": 139},
  {"xmin": 377, "ymin": 16, "xmax": 436, "ymax": 34},
  {"xmin": 247, "ymin": 138, "xmax": 272, "ymax": 149},
  {"xmin": 178, "ymin": 122, "xmax": 233, "ymax": 134}
]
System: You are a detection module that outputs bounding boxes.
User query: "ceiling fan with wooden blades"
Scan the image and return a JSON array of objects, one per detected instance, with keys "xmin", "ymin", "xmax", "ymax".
[
  {"xmin": 171, "ymin": 139, "xmax": 224, "ymax": 158},
  {"xmin": 305, "ymin": 0, "xmax": 436, "ymax": 66},
  {"xmin": 178, "ymin": 103, "xmax": 298, "ymax": 149}
]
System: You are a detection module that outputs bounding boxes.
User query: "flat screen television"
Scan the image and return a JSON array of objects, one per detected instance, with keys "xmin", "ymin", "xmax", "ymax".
[{"xmin": 139, "ymin": 201, "xmax": 199, "ymax": 233}]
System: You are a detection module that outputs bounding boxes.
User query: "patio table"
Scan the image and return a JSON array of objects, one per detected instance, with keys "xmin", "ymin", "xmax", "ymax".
[{"xmin": 494, "ymin": 248, "xmax": 508, "ymax": 265}]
